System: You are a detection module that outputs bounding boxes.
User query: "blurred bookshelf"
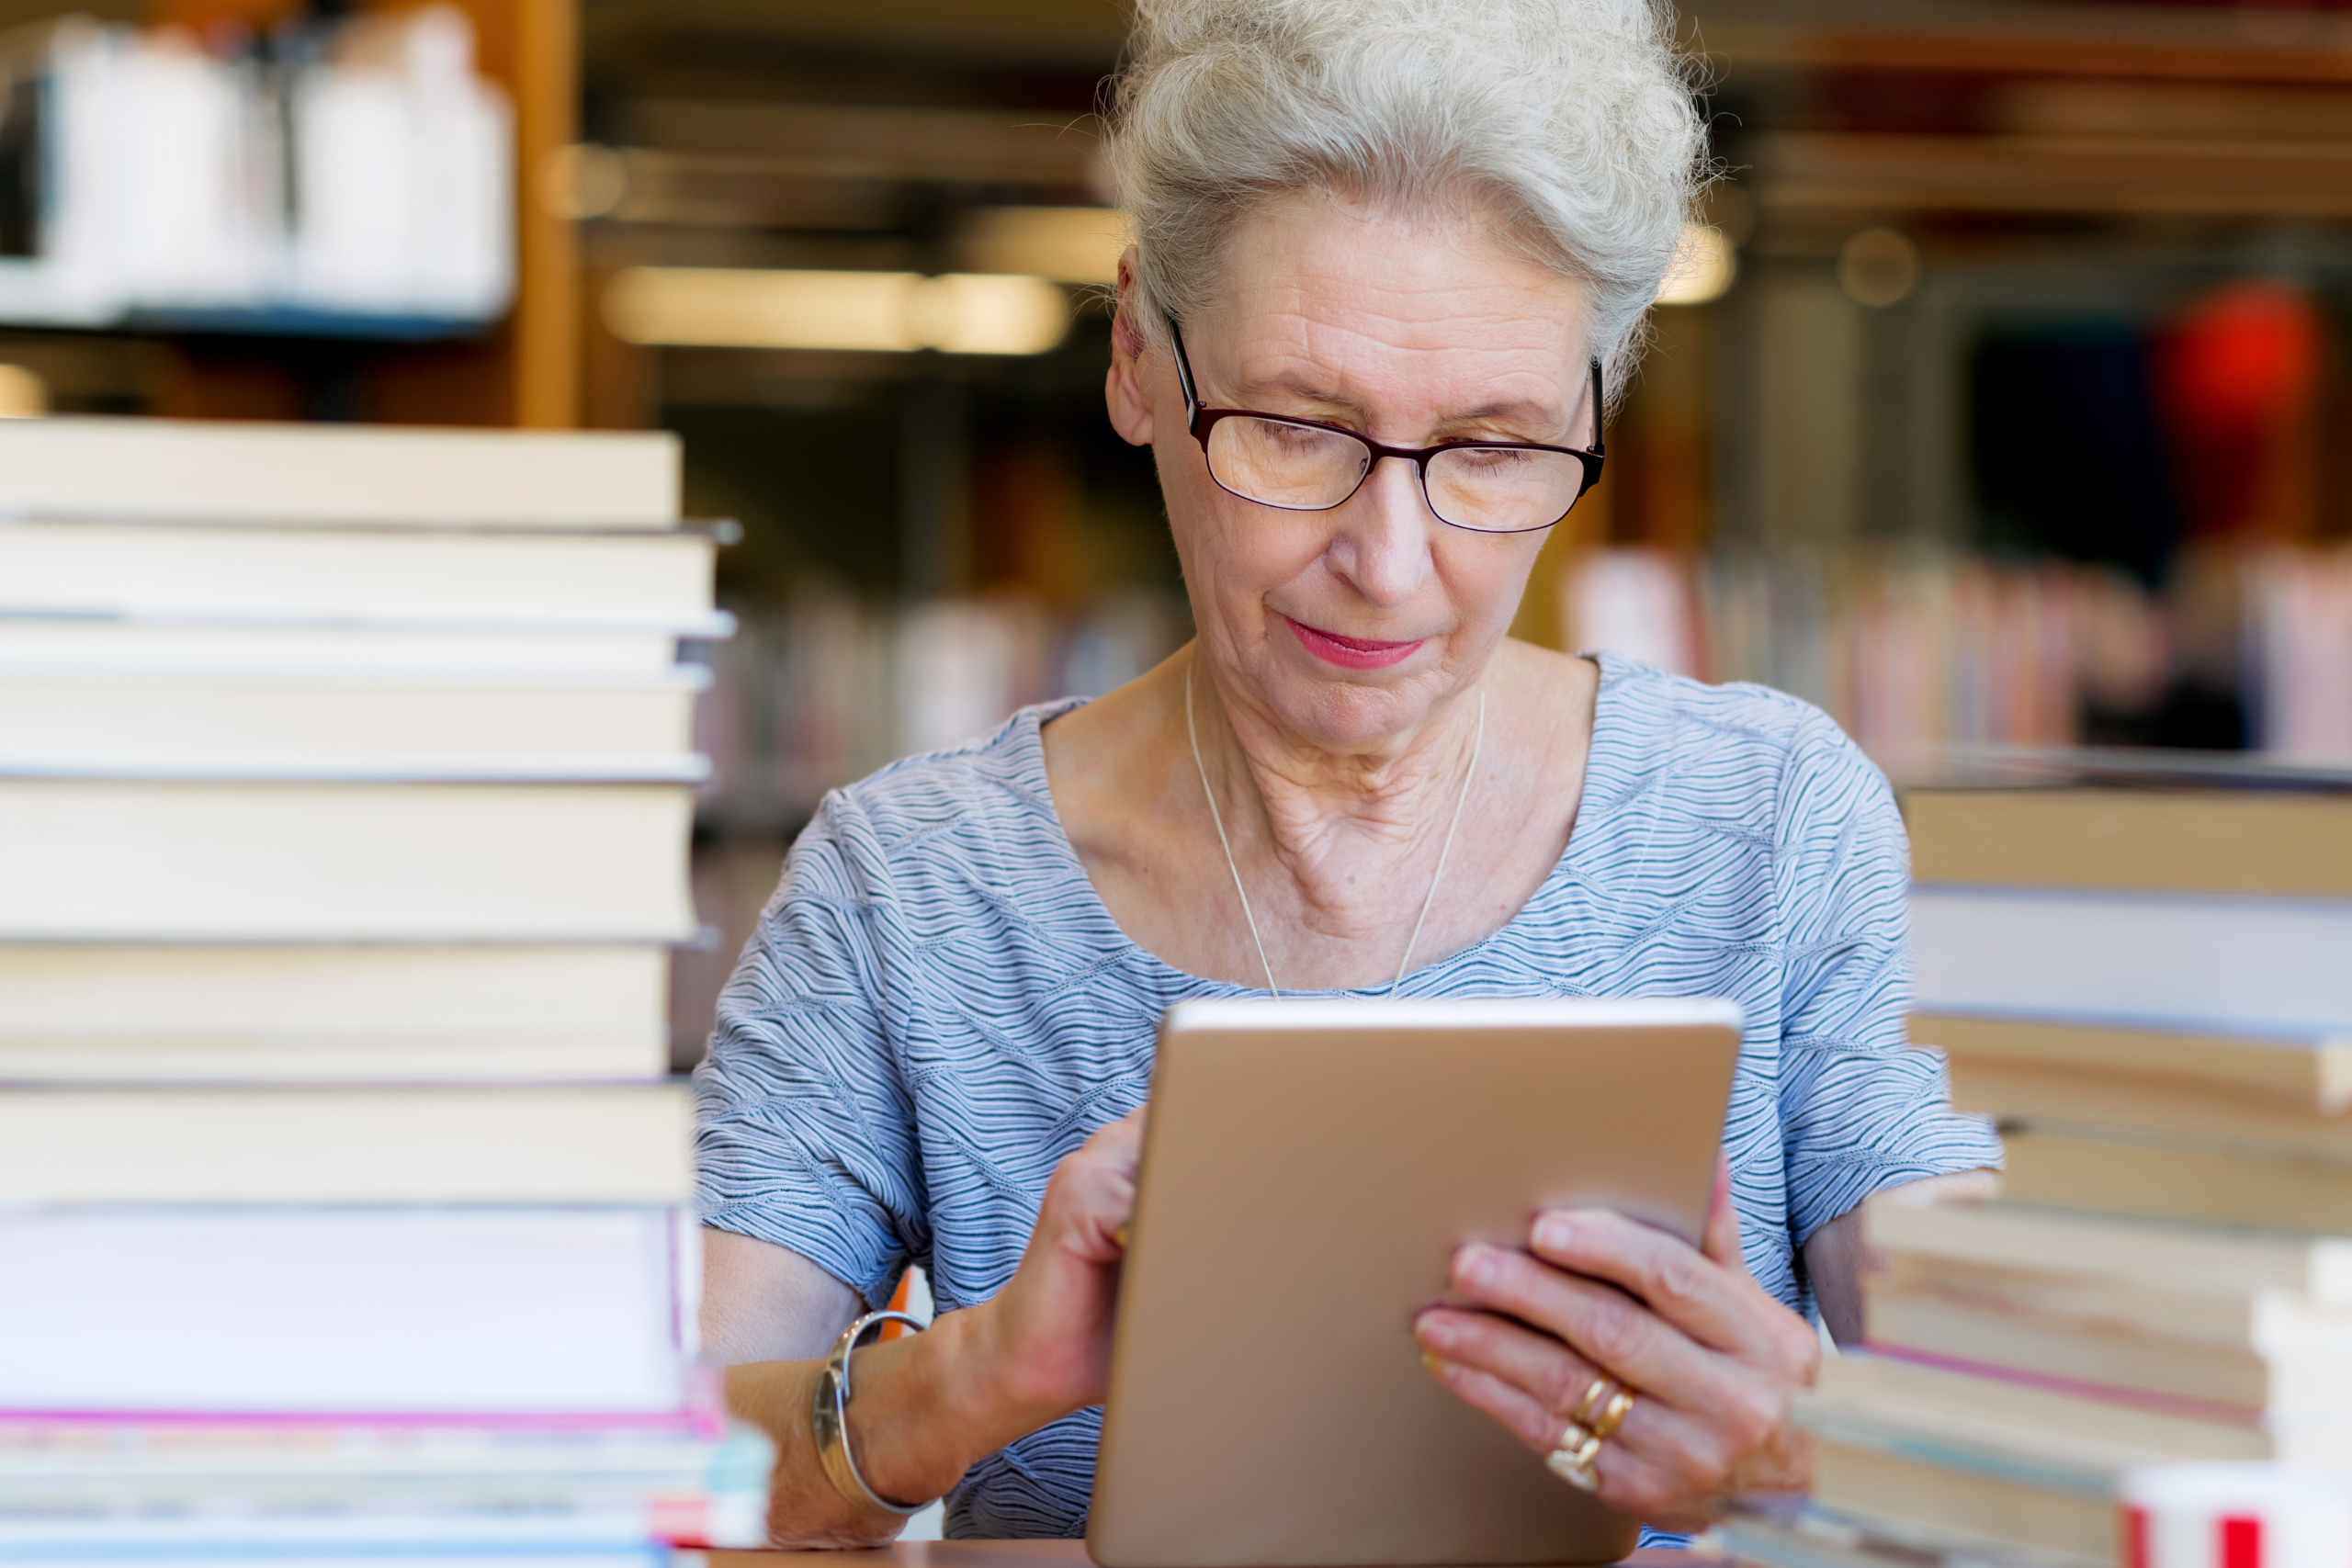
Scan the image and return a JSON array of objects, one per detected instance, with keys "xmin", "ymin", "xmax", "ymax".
[
  {"xmin": 0, "ymin": 0, "xmax": 577, "ymax": 424},
  {"xmin": 1568, "ymin": 0, "xmax": 2352, "ymax": 777}
]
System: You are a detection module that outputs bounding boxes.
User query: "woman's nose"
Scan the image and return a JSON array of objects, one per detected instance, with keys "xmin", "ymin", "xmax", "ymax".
[{"xmin": 1326, "ymin": 456, "xmax": 1435, "ymax": 608}]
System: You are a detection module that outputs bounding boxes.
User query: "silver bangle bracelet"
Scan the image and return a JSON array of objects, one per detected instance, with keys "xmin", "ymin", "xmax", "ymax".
[{"xmin": 810, "ymin": 1308, "xmax": 930, "ymax": 1517}]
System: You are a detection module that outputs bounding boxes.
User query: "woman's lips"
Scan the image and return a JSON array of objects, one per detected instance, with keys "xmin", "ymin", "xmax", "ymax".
[{"xmin": 1283, "ymin": 615, "xmax": 1426, "ymax": 670}]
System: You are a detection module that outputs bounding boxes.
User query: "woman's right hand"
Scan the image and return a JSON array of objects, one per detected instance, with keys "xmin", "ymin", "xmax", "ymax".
[
  {"xmin": 964, "ymin": 1107, "xmax": 1146, "ymax": 1427},
  {"xmin": 826, "ymin": 1108, "xmax": 1146, "ymax": 1522}
]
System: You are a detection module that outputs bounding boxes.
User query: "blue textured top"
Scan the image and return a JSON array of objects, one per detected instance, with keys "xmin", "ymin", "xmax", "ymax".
[{"xmin": 694, "ymin": 654, "xmax": 2003, "ymax": 1540}]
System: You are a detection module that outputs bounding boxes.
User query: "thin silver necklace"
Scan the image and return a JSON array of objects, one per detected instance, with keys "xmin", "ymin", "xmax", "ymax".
[{"xmin": 1183, "ymin": 656, "xmax": 1487, "ymax": 1000}]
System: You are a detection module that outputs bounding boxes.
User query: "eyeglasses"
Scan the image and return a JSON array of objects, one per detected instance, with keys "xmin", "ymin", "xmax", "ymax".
[{"xmin": 1165, "ymin": 313, "xmax": 1605, "ymax": 536}]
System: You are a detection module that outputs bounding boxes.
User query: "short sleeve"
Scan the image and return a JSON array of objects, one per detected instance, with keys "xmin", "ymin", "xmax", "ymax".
[
  {"xmin": 691, "ymin": 791, "xmax": 926, "ymax": 1308},
  {"xmin": 1771, "ymin": 713, "xmax": 2003, "ymax": 1246}
]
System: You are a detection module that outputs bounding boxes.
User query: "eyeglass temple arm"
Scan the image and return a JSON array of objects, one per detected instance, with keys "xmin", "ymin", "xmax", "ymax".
[
  {"xmin": 1164, "ymin": 311, "xmax": 1203, "ymax": 421},
  {"xmin": 1588, "ymin": 358, "xmax": 1606, "ymax": 458}
]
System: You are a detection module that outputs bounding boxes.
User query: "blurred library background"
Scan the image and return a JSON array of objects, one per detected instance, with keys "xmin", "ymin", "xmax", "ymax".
[{"xmin": 6, "ymin": 0, "xmax": 2352, "ymax": 1066}]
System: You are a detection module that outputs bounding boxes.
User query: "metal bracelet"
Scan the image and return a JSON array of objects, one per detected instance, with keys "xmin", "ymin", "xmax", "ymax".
[{"xmin": 810, "ymin": 1308, "xmax": 930, "ymax": 1517}]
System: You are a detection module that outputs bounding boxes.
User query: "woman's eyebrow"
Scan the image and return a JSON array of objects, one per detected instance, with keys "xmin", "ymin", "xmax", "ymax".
[
  {"xmin": 1233, "ymin": 372, "xmax": 1363, "ymax": 413},
  {"xmin": 1238, "ymin": 378, "xmax": 1568, "ymax": 437},
  {"xmin": 1437, "ymin": 399, "xmax": 1569, "ymax": 434}
]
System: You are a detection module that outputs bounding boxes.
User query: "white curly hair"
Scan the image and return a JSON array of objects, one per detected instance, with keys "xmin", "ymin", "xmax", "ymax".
[{"xmin": 1103, "ymin": 0, "xmax": 1709, "ymax": 402}]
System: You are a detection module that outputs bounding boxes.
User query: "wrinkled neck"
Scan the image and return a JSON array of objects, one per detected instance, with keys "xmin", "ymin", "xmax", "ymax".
[{"xmin": 1186, "ymin": 649, "xmax": 1483, "ymax": 931}]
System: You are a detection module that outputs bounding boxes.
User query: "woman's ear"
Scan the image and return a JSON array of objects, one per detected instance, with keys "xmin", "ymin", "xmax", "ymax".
[{"xmin": 1103, "ymin": 245, "xmax": 1156, "ymax": 449}]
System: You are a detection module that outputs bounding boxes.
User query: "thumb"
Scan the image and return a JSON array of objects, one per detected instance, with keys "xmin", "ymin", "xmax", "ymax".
[{"xmin": 1702, "ymin": 1152, "xmax": 1747, "ymax": 1272}]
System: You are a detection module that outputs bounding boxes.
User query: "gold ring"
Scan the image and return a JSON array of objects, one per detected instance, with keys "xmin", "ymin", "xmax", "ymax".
[
  {"xmin": 1544, "ymin": 1420, "xmax": 1603, "ymax": 1493},
  {"xmin": 1569, "ymin": 1377, "xmax": 1619, "ymax": 1428},
  {"xmin": 1589, "ymin": 1388, "xmax": 1636, "ymax": 1442},
  {"xmin": 1547, "ymin": 1382, "xmax": 1637, "ymax": 1494}
]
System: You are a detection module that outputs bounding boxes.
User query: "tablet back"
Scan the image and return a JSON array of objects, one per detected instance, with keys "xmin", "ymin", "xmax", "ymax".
[{"xmin": 1088, "ymin": 997, "xmax": 1742, "ymax": 1568}]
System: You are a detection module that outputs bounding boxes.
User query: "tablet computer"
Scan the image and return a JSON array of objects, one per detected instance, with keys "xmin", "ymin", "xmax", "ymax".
[{"xmin": 1088, "ymin": 996, "xmax": 1743, "ymax": 1568}]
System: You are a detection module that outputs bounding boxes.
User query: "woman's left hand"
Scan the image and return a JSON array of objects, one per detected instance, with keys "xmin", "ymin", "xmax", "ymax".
[{"xmin": 1412, "ymin": 1158, "xmax": 1819, "ymax": 1532}]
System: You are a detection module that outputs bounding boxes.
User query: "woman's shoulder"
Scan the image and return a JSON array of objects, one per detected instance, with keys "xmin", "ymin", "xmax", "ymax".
[
  {"xmin": 1595, "ymin": 651, "xmax": 1839, "ymax": 746},
  {"xmin": 1585, "ymin": 652, "xmax": 1891, "ymax": 828},
  {"xmin": 786, "ymin": 700, "xmax": 1083, "ymax": 895}
]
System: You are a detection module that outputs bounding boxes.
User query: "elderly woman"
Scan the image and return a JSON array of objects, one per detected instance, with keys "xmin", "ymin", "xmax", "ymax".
[{"xmin": 695, "ymin": 0, "xmax": 2001, "ymax": 1547}]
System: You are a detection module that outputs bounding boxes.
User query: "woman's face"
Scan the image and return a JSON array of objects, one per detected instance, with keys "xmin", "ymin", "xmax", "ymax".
[{"xmin": 1110, "ymin": 193, "xmax": 1597, "ymax": 753}]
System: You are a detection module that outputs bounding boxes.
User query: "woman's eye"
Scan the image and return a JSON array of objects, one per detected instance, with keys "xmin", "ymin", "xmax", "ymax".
[
  {"xmin": 1450, "ymin": 446, "xmax": 1533, "ymax": 470},
  {"xmin": 1254, "ymin": 422, "xmax": 1351, "ymax": 458}
]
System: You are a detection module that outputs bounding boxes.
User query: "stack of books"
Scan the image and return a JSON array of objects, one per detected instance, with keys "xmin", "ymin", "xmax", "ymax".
[
  {"xmin": 1728, "ymin": 781, "xmax": 2352, "ymax": 1568},
  {"xmin": 0, "ymin": 417, "xmax": 771, "ymax": 1568}
]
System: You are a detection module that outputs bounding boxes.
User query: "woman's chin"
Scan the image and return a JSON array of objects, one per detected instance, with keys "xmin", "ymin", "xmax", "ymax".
[{"xmin": 1265, "ymin": 670, "xmax": 1457, "ymax": 752}]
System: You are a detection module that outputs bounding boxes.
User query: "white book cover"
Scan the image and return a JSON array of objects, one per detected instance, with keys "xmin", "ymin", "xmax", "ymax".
[
  {"xmin": 0, "ymin": 1208, "xmax": 696, "ymax": 1416},
  {"xmin": 1910, "ymin": 885, "xmax": 2352, "ymax": 1035},
  {"xmin": 0, "ymin": 1086, "xmax": 695, "ymax": 1204},
  {"xmin": 0, "ymin": 523, "xmax": 718, "ymax": 626}
]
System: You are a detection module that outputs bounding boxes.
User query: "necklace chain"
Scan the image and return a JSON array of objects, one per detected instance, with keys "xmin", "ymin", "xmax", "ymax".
[{"xmin": 1183, "ymin": 655, "xmax": 1487, "ymax": 1000}]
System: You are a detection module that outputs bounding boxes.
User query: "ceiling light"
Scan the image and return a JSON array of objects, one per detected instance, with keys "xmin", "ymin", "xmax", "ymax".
[
  {"xmin": 542, "ymin": 142, "xmax": 628, "ymax": 221},
  {"xmin": 955, "ymin": 207, "xmax": 1128, "ymax": 286},
  {"xmin": 601, "ymin": 267, "xmax": 1070, "ymax": 355},
  {"xmin": 0, "ymin": 365, "xmax": 47, "ymax": 418},
  {"xmin": 908, "ymin": 272, "xmax": 1074, "ymax": 354},
  {"xmin": 1656, "ymin": 223, "xmax": 1736, "ymax": 307}
]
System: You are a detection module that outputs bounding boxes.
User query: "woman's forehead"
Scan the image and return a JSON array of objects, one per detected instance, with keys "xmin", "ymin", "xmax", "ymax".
[
  {"xmin": 1227, "ymin": 332, "xmax": 1577, "ymax": 437},
  {"xmin": 1201, "ymin": 196, "xmax": 1590, "ymax": 421}
]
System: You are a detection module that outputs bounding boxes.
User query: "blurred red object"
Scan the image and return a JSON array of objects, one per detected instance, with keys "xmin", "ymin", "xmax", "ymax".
[{"xmin": 2151, "ymin": 279, "xmax": 2326, "ymax": 538}]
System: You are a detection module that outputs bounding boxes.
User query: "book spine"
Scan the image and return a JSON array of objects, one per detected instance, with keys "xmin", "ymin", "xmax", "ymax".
[{"xmin": 1861, "ymin": 1345, "xmax": 2265, "ymax": 1429}]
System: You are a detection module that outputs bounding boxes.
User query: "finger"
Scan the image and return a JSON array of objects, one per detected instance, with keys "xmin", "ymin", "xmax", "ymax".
[
  {"xmin": 1090, "ymin": 1107, "xmax": 1146, "ymax": 1163},
  {"xmin": 1415, "ymin": 1307, "xmax": 1605, "ymax": 1420},
  {"xmin": 1419, "ymin": 1352, "xmax": 1724, "ymax": 1527},
  {"xmin": 1569, "ymin": 1437, "xmax": 1702, "ymax": 1531},
  {"xmin": 1418, "ymin": 1349, "xmax": 1570, "ymax": 1456},
  {"xmin": 1583, "ymin": 1386, "xmax": 1796, "ymax": 1535},
  {"xmin": 1702, "ymin": 1153, "xmax": 1747, "ymax": 1272},
  {"xmin": 1549, "ymin": 1398, "xmax": 1731, "ymax": 1533},
  {"xmin": 1450, "ymin": 1242, "xmax": 1742, "ymax": 1412},
  {"xmin": 1096, "ymin": 1111, "xmax": 1145, "ymax": 1249},
  {"xmin": 1599, "ymin": 1382, "xmax": 1778, "ymax": 1517},
  {"xmin": 1418, "ymin": 1307, "xmax": 1758, "ymax": 1490},
  {"xmin": 1523, "ymin": 1208, "xmax": 1774, "ymax": 1359},
  {"xmin": 1042, "ymin": 1114, "xmax": 1146, "ymax": 1264},
  {"xmin": 1069, "ymin": 1165, "xmax": 1136, "ymax": 1261}
]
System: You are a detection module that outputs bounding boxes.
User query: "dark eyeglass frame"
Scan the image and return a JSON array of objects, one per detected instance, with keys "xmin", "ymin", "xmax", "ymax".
[{"xmin": 1164, "ymin": 312, "xmax": 1606, "ymax": 536}]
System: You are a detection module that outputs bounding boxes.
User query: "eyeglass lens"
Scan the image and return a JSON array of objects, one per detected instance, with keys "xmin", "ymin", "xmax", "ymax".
[{"xmin": 1204, "ymin": 416, "xmax": 1589, "ymax": 533}]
